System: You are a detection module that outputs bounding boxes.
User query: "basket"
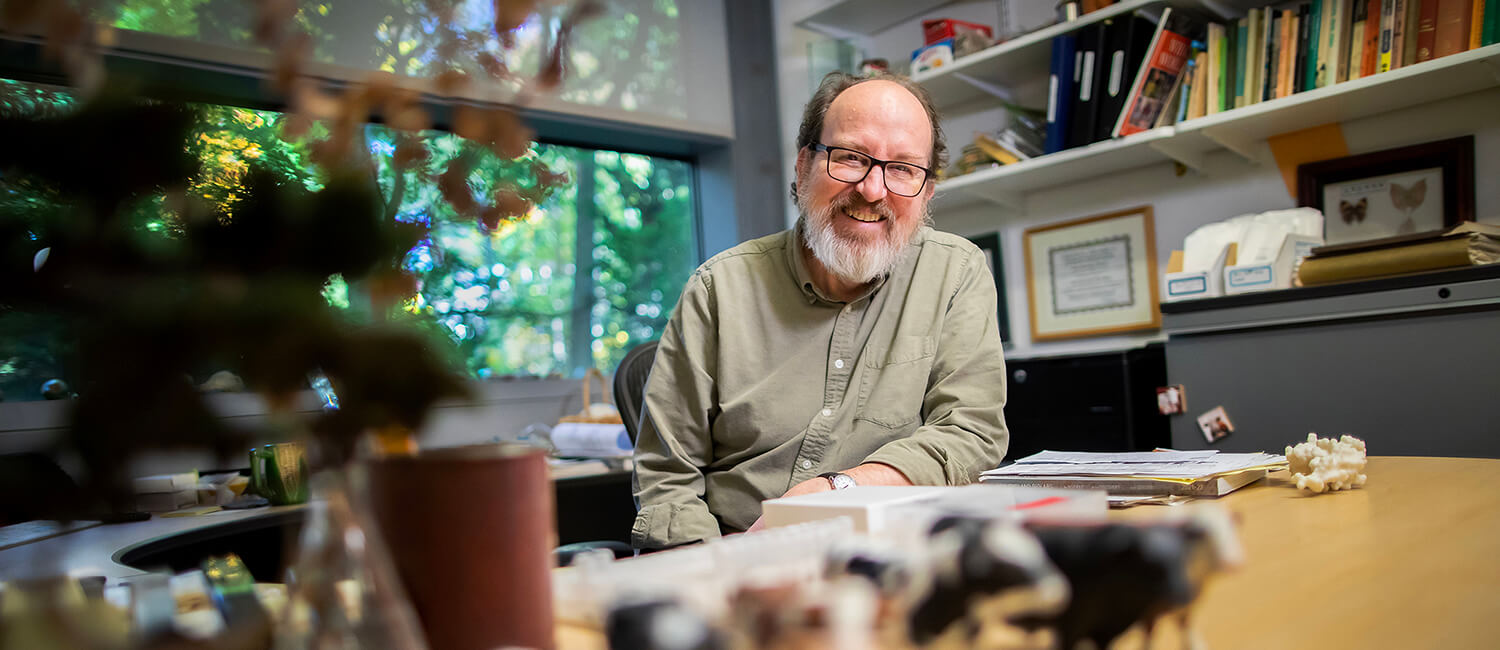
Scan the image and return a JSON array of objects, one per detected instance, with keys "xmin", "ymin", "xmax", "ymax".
[{"xmin": 557, "ymin": 367, "xmax": 624, "ymax": 425}]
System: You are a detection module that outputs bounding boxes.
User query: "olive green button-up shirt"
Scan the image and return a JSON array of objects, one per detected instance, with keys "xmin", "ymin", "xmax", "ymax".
[{"xmin": 630, "ymin": 226, "xmax": 1009, "ymax": 549}]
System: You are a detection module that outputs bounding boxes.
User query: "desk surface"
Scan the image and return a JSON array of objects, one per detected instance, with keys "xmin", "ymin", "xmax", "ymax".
[
  {"xmin": 1126, "ymin": 456, "xmax": 1500, "ymax": 650},
  {"xmin": 558, "ymin": 456, "xmax": 1500, "ymax": 650},
  {"xmin": 6, "ymin": 457, "xmax": 1496, "ymax": 649}
]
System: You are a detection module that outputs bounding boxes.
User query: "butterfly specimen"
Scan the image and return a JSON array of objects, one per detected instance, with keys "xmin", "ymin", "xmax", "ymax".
[
  {"xmin": 1339, "ymin": 198, "xmax": 1367, "ymax": 224},
  {"xmin": 1390, "ymin": 179, "xmax": 1428, "ymax": 234}
]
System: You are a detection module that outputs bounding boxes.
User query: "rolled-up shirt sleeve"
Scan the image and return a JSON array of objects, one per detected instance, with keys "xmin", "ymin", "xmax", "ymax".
[
  {"xmin": 863, "ymin": 246, "xmax": 1009, "ymax": 485},
  {"xmin": 631, "ymin": 270, "xmax": 724, "ymax": 549}
]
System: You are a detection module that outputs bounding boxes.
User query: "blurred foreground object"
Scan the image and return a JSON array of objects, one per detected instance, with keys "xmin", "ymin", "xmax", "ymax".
[{"xmin": 1286, "ymin": 434, "xmax": 1369, "ymax": 493}]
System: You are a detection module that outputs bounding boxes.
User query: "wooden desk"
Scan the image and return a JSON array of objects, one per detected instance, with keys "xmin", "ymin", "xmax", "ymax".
[
  {"xmin": 1119, "ymin": 456, "xmax": 1500, "ymax": 650},
  {"xmin": 555, "ymin": 457, "xmax": 1500, "ymax": 649}
]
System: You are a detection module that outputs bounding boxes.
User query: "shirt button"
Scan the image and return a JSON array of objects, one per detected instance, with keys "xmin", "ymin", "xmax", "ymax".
[
  {"xmin": 834, "ymin": 359, "xmax": 845, "ymax": 369},
  {"xmin": 821, "ymin": 408, "xmax": 832, "ymax": 417},
  {"xmin": 801, "ymin": 460, "xmax": 812, "ymax": 469}
]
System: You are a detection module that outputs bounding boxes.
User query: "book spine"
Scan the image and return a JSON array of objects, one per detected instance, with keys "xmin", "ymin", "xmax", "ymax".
[
  {"xmin": 1470, "ymin": 0, "xmax": 1487, "ymax": 46},
  {"xmin": 1380, "ymin": 0, "xmax": 1398, "ymax": 71},
  {"xmin": 1247, "ymin": 9, "xmax": 1261, "ymax": 101},
  {"xmin": 1045, "ymin": 34, "xmax": 1077, "ymax": 154},
  {"xmin": 1433, "ymin": 0, "xmax": 1475, "ymax": 58},
  {"xmin": 1364, "ymin": 0, "xmax": 1383, "ymax": 74},
  {"xmin": 1296, "ymin": 3, "xmax": 1313, "ymax": 92},
  {"xmin": 1235, "ymin": 18, "xmax": 1249, "ymax": 107},
  {"xmin": 1189, "ymin": 50, "xmax": 1209, "ymax": 118},
  {"xmin": 1206, "ymin": 23, "xmax": 1222, "ymax": 114},
  {"xmin": 1280, "ymin": 10, "xmax": 1297, "ymax": 97},
  {"xmin": 1391, "ymin": 0, "xmax": 1410, "ymax": 68},
  {"xmin": 1308, "ymin": 0, "xmax": 1325, "ymax": 89},
  {"xmin": 1272, "ymin": 12, "xmax": 1284, "ymax": 96},
  {"xmin": 1176, "ymin": 59, "xmax": 1195, "ymax": 122},
  {"xmin": 1486, "ymin": 0, "xmax": 1499, "ymax": 44},
  {"xmin": 1416, "ymin": 0, "xmax": 1441, "ymax": 60},
  {"xmin": 1331, "ymin": 0, "xmax": 1352, "ymax": 82},
  {"xmin": 1348, "ymin": 0, "xmax": 1368, "ymax": 79}
]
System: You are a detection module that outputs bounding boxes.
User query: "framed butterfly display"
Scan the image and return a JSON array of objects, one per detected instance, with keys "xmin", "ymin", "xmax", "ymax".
[{"xmin": 1297, "ymin": 136, "xmax": 1474, "ymax": 246}]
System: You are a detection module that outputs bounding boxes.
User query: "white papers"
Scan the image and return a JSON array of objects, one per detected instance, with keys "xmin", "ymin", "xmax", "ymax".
[
  {"xmin": 1181, "ymin": 208, "xmax": 1323, "ymax": 271},
  {"xmin": 1014, "ymin": 450, "xmax": 1221, "ymax": 464},
  {"xmin": 984, "ymin": 450, "xmax": 1286, "ymax": 480}
]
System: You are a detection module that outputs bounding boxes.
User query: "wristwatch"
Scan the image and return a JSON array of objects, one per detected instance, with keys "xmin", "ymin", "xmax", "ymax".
[{"xmin": 819, "ymin": 471, "xmax": 857, "ymax": 490}]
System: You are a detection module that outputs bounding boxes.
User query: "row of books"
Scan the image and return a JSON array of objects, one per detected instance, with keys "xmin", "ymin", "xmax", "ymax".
[{"xmin": 1044, "ymin": 0, "xmax": 1499, "ymax": 154}]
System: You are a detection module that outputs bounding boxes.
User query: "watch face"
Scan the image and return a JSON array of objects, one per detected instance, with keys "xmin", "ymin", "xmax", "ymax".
[{"xmin": 831, "ymin": 473, "xmax": 856, "ymax": 490}]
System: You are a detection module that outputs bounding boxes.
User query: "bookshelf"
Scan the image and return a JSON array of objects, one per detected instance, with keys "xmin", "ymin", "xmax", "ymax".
[
  {"xmin": 932, "ymin": 43, "xmax": 1500, "ymax": 214},
  {"xmin": 912, "ymin": 0, "xmax": 1226, "ymax": 109}
]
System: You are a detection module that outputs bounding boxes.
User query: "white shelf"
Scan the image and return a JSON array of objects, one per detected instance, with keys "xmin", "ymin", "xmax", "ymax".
[
  {"xmin": 912, "ymin": 0, "xmax": 1218, "ymax": 110},
  {"xmin": 932, "ymin": 43, "xmax": 1500, "ymax": 214},
  {"xmin": 793, "ymin": 0, "xmax": 958, "ymax": 41},
  {"xmin": 934, "ymin": 128, "xmax": 1178, "ymax": 211}
]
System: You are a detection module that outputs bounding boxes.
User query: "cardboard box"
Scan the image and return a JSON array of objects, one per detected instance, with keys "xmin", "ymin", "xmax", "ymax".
[
  {"xmin": 1223, "ymin": 233, "xmax": 1322, "ymax": 294},
  {"xmin": 922, "ymin": 18, "xmax": 993, "ymax": 45},
  {"xmin": 911, "ymin": 40, "xmax": 955, "ymax": 74},
  {"xmin": 1163, "ymin": 243, "xmax": 1234, "ymax": 302}
]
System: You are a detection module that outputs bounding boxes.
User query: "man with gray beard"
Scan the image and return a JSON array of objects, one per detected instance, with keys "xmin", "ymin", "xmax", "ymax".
[{"xmin": 631, "ymin": 72, "xmax": 1009, "ymax": 550}]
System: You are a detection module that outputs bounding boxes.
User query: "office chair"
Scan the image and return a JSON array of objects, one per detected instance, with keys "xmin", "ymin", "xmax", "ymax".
[
  {"xmin": 554, "ymin": 340, "xmax": 660, "ymax": 566},
  {"xmin": 611, "ymin": 340, "xmax": 658, "ymax": 445}
]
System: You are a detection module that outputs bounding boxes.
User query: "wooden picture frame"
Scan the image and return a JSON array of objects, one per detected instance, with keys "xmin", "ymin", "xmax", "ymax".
[
  {"xmin": 965, "ymin": 232, "xmax": 1011, "ymax": 344},
  {"xmin": 1297, "ymin": 136, "xmax": 1474, "ymax": 246},
  {"xmin": 1023, "ymin": 206, "xmax": 1160, "ymax": 341}
]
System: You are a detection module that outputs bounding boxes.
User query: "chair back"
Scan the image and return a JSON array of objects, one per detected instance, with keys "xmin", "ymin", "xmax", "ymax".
[{"xmin": 612, "ymin": 340, "xmax": 659, "ymax": 444}]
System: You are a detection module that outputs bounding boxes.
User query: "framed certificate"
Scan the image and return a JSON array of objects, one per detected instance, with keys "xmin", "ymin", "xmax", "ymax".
[{"xmin": 1023, "ymin": 206, "xmax": 1160, "ymax": 341}]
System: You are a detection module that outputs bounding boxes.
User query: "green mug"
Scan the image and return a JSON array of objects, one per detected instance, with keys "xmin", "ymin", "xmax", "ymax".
[{"xmin": 248, "ymin": 442, "xmax": 309, "ymax": 505}]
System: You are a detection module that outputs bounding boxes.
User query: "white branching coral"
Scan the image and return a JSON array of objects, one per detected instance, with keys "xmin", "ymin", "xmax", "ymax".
[{"xmin": 1285, "ymin": 434, "xmax": 1368, "ymax": 493}]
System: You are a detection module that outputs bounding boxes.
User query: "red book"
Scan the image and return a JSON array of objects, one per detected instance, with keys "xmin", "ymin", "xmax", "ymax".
[
  {"xmin": 1416, "ymin": 0, "xmax": 1443, "ymax": 60},
  {"xmin": 1115, "ymin": 8, "xmax": 1197, "ymax": 137},
  {"xmin": 1433, "ymin": 0, "xmax": 1475, "ymax": 56}
]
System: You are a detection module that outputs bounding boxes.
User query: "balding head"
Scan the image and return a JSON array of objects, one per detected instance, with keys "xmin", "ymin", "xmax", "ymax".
[{"xmin": 791, "ymin": 72, "xmax": 946, "ymax": 202}]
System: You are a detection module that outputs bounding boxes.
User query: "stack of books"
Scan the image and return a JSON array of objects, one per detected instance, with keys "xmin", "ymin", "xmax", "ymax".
[
  {"xmin": 979, "ymin": 450, "xmax": 1288, "ymax": 497},
  {"xmin": 1297, "ymin": 221, "xmax": 1500, "ymax": 285}
]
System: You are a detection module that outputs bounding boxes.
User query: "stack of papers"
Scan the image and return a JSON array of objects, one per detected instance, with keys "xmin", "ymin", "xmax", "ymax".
[{"xmin": 980, "ymin": 450, "xmax": 1287, "ymax": 497}]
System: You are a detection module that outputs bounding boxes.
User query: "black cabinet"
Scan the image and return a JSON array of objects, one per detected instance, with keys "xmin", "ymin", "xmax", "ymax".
[{"xmin": 1002, "ymin": 344, "xmax": 1168, "ymax": 460}]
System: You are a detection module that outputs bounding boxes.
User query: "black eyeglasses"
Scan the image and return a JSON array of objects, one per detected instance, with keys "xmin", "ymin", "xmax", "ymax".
[{"xmin": 811, "ymin": 143, "xmax": 932, "ymax": 197}]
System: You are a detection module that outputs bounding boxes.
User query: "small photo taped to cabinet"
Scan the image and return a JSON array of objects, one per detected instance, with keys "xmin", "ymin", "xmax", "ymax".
[
  {"xmin": 1196, "ymin": 406, "xmax": 1233, "ymax": 444},
  {"xmin": 1156, "ymin": 385, "xmax": 1186, "ymax": 415}
]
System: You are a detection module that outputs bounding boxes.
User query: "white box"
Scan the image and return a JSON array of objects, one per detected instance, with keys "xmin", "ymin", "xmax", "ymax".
[
  {"xmin": 1164, "ymin": 243, "xmax": 1233, "ymax": 302},
  {"xmin": 1223, "ymin": 234, "xmax": 1321, "ymax": 295},
  {"xmin": 761, "ymin": 486, "xmax": 947, "ymax": 535},
  {"xmin": 760, "ymin": 485, "xmax": 1108, "ymax": 537},
  {"xmin": 132, "ymin": 471, "xmax": 199, "ymax": 494}
]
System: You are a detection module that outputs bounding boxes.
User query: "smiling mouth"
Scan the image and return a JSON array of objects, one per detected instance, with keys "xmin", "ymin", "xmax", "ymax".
[{"xmin": 845, "ymin": 208, "xmax": 886, "ymax": 223}]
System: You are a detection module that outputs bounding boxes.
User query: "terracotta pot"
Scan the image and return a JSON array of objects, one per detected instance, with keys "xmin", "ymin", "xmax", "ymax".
[{"xmin": 367, "ymin": 443, "xmax": 556, "ymax": 650}]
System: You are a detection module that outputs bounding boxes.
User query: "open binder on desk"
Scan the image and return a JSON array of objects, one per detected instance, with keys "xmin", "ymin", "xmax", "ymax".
[{"xmin": 979, "ymin": 450, "xmax": 1287, "ymax": 497}]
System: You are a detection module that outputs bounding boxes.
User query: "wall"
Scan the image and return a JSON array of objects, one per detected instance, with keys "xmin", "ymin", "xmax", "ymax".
[{"xmin": 774, "ymin": 0, "xmax": 1500, "ymax": 361}]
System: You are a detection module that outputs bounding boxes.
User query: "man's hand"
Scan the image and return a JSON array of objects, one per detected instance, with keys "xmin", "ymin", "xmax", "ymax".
[{"xmin": 745, "ymin": 462, "xmax": 915, "ymax": 533}]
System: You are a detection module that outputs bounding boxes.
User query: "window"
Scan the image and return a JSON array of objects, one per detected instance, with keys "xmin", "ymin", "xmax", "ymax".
[{"xmin": 0, "ymin": 76, "xmax": 699, "ymax": 401}]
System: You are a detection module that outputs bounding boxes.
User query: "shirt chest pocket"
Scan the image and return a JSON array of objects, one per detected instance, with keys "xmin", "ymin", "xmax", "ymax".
[{"xmin": 855, "ymin": 335, "xmax": 935, "ymax": 429}]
